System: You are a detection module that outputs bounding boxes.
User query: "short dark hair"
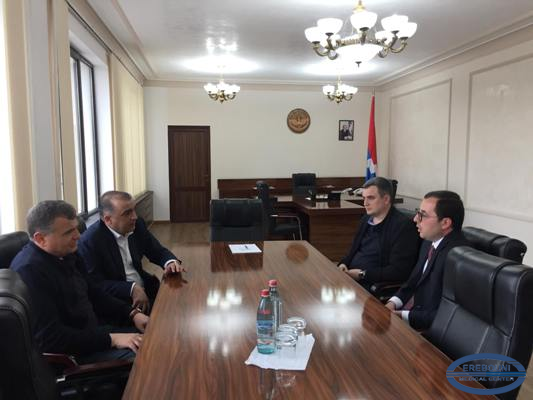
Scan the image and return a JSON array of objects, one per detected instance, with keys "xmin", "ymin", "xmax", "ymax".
[
  {"xmin": 363, "ymin": 177, "xmax": 393, "ymax": 199},
  {"xmin": 99, "ymin": 191, "xmax": 133, "ymax": 217},
  {"xmin": 424, "ymin": 190, "xmax": 464, "ymax": 231},
  {"xmin": 27, "ymin": 200, "xmax": 77, "ymax": 236}
]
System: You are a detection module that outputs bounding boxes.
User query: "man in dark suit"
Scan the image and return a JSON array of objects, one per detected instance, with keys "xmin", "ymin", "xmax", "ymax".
[
  {"xmin": 385, "ymin": 191, "xmax": 468, "ymax": 331},
  {"xmin": 10, "ymin": 200, "xmax": 148, "ymax": 362},
  {"xmin": 338, "ymin": 177, "xmax": 419, "ymax": 291},
  {"xmin": 78, "ymin": 191, "xmax": 185, "ymax": 313}
]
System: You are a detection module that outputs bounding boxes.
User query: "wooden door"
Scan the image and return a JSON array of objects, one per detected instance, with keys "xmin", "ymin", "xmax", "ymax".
[{"xmin": 168, "ymin": 126, "xmax": 211, "ymax": 222}]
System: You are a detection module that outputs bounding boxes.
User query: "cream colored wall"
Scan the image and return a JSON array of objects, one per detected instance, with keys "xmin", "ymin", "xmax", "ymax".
[
  {"xmin": 379, "ymin": 36, "xmax": 533, "ymax": 265},
  {"xmin": 144, "ymin": 85, "xmax": 379, "ymax": 221}
]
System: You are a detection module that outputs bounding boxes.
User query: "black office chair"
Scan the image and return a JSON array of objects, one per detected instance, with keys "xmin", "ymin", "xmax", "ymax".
[
  {"xmin": 0, "ymin": 231, "xmax": 30, "ymax": 269},
  {"xmin": 426, "ymin": 246, "xmax": 533, "ymax": 400},
  {"xmin": 256, "ymin": 181, "xmax": 302, "ymax": 240},
  {"xmin": 77, "ymin": 216, "xmax": 87, "ymax": 235},
  {"xmin": 292, "ymin": 173, "xmax": 316, "ymax": 196},
  {"xmin": 210, "ymin": 199, "xmax": 265, "ymax": 242},
  {"xmin": 462, "ymin": 226, "xmax": 527, "ymax": 263},
  {"xmin": 389, "ymin": 179, "xmax": 398, "ymax": 202},
  {"xmin": 0, "ymin": 269, "xmax": 133, "ymax": 399}
]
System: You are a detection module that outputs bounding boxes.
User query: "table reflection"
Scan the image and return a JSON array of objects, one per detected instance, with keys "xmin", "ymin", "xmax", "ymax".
[
  {"xmin": 210, "ymin": 242, "xmax": 264, "ymax": 271},
  {"xmin": 285, "ymin": 243, "xmax": 309, "ymax": 263},
  {"xmin": 361, "ymin": 298, "xmax": 391, "ymax": 335}
]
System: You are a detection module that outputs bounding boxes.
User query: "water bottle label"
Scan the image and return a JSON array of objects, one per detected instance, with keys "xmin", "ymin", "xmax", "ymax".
[{"xmin": 257, "ymin": 320, "xmax": 274, "ymax": 330}]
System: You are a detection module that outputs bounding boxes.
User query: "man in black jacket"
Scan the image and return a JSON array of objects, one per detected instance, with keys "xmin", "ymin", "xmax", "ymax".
[
  {"xmin": 78, "ymin": 191, "xmax": 185, "ymax": 313},
  {"xmin": 10, "ymin": 200, "xmax": 149, "ymax": 362},
  {"xmin": 385, "ymin": 191, "xmax": 468, "ymax": 331},
  {"xmin": 338, "ymin": 177, "xmax": 419, "ymax": 290}
]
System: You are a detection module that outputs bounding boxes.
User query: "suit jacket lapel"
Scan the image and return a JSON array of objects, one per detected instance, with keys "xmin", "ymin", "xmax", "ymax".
[
  {"xmin": 416, "ymin": 235, "xmax": 451, "ymax": 287},
  {"xmin": 100, "ymin": 221, "xmax": 127, "ymax": 280}
]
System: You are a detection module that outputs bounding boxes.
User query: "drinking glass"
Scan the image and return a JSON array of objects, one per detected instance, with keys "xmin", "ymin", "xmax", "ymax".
[
  {"xmin": 277, "ymin": 324, "xmax": 298, "ymax": 336},
  {"xmin": 286, "ymin": 316, "xmax": 307, "ymax": 337},
  {"xmin": 275, "ymin": 331, "xmax": 297, "ymax": 359}
]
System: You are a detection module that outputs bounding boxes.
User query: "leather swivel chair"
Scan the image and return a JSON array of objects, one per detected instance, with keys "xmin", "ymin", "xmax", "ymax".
[
  {"xmin": 0, "ymin": 269, "xmax": 132, "ymax": 399},
  {"xmin": 389, "ymin": 179, "xmax": 398, "ymax": 202},
  {"xmin": 0, "ymin": 231, "xmax": 30, "ymax": 269},
  {"xmin": 426, "ymin": 246, "xmax": 533, "ymax": 400},
  {"xmin": 256, "ymin": 181, "xmax": 302, "ymax": 240},
  {"xmin": 395, "ymin": 207, "xmax": 417, "ymax": 221},
  {"xmin": 77, "ymin": 216, "xmax": 87, "ymax": 235},
  {"xmin": 210, "ymin": 199, "xmax": 265, "ymax": 242},
  {"xmin": 462, "ymin": 227, "xmax": 527, "ymax": 263},
  {"xmin": 292, "ymin": 173, "xmax": 316, "ymax": 196}
]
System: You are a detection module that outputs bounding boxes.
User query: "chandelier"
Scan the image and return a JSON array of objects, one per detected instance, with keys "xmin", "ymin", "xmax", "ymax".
[
  {"xmin": 304, "ymin": 0, "xmax": 417, "ymax": 66},
  {"xmin": 323, "ymin": 77, "xmax": 358, "ymax": 104},
  {"xmin": 204, "ymin": 79, "xmax": 240, "ymax": 103}
]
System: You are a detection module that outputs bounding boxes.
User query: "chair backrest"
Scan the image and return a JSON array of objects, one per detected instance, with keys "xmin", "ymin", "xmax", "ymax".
[
  {"xmin": 426, "ymin": 246, "xmax": 533, "ymax": 399},
  {"xmin": 292, "ymin": 173, "xmax": 316, "ymax": 196},
  {"xmin": 210, "ymin": 199, "xmax": 265, "ymax": 242},
  {"xmin": 77, "ymin": 216, "xmax": 87, "ymax": 235},
  {"xmin": 0, "ymin": 269, "xmax": 58, "ymax": 399},
  {"xmin": 462, "ymin": 226, "xmax": 527, "ymax": 263},
  {"xmin": 389, "ymin": 179, "xmax": 398, "ymax": 201},
  {"xmin": 0, "ymin": 231, "xmax": 30, "ymax": 269},
  {"xmin": 396, "ymin": 207, "xmax": 416, "ymax": 221}
]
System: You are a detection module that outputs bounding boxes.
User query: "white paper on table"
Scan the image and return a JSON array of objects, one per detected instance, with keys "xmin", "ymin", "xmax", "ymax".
[
  {"xmin": 228, "ymin": 244, "xmax": 262, "ymax": 254},
  {"xmin": 244, "ymin": 334, "xmax": 315, "ymax": 370}
]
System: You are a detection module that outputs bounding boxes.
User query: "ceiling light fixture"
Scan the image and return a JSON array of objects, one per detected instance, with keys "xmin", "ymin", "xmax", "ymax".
[
  {"xmin": 322, "ymin": 77, "xmax": 358, "ymax": 104},
  {"xmin": 204, "ymin": 76, "xmax": 240, "ymax": 103},
  {"xmin": 304, "ymin": 0, "xmax": 417, "ymax": 66}
]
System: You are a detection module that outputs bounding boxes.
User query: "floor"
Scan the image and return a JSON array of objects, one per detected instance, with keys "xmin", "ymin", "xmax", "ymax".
[{"xmin": 146, "ymin": 222, "xmax": 532, "ymax": 399}]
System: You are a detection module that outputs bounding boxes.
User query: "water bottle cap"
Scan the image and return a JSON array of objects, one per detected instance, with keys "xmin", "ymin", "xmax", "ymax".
[
  {"xmin": 260, "ymin": 289, "xmax": 270, "ymax": 297},
  {"xmin": 268, "ymin": 279, "xmax": 278, "ymax": 287}
]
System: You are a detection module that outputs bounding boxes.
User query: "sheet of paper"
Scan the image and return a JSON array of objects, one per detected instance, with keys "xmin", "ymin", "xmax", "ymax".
[
  {"xmin": 245, "ymin": 334, "xmax": 315, "ymax": 370},
  {"xmin": 228, "ymin": 244, "xmax": 262, "ymax": 254}
]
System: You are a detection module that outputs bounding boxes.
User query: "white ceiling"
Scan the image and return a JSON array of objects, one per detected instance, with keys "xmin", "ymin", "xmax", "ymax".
[{"xmin": 87, "ymin": 0, "xmax": 533, "ymax": 86}]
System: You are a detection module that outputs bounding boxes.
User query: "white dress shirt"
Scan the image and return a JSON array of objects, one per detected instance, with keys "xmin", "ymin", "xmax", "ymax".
[
  {"xmin": 389, "ymin": 236, "xmax": 445, "ymax": 322},
  {"xmin": 107, "ymin": 226, "xmax": 143, "ymax": 294}
]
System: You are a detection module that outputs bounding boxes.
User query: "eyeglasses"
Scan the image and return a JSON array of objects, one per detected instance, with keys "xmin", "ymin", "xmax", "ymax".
[{"xmin": 415, "ymin": 208, "xmax": 439, "ymax": 221}]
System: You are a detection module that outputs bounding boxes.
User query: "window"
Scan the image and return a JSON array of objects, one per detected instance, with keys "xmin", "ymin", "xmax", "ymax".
[
  {"xmin": 0, "ymin": 0, "xmax": 15, "ymax": 234},
  {"xmin": 70, "ymin": 48, "xmax": 100, "ymax": 216}
]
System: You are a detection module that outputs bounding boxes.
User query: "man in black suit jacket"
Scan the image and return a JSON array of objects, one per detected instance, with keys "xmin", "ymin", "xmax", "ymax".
[
  {"xmin": 78, "ymin": 191, "xmax": 185, "ymax": 313},
  {"xmin": 385, "ymin": 191, "xmax": 468, "ymax": 331},
  {"xmin": 338, "ymin": 177, "xmax": 419, "ymax": 290},
  {"xmin": 11, "ymin": 200, "xmax": 148, "ymax": 361}
]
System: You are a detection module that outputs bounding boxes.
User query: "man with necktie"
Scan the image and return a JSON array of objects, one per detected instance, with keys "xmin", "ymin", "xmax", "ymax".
[{"xmin": 385, "ymin": 191, "xmax": 468, "ymax": 331}]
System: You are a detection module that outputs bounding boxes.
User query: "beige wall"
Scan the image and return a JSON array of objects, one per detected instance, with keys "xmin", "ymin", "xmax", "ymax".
[
  {"xmin": 379, "ymin": 36, "xmax": 533, "ymax": 265},
  {"xmin": 143, "ymin": 84, "xmax": 381, "ymax": 221}
]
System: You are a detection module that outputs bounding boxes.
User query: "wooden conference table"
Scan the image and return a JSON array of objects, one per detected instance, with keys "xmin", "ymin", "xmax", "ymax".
[
  {"xmin": 276, "ymin": 196, "xmax": 365, "ymax": 261},
  {"xmin": 123, "ymin": 241, "xmax": 487, "ymax": 399}
]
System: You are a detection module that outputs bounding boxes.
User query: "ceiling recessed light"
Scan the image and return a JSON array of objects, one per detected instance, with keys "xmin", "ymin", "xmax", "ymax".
[{"xmin": 183, "ymin": 55, "xmax": 258, "ymax": 74}]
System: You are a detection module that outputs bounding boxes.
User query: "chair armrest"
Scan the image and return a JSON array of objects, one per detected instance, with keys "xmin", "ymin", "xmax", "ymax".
[
  {"xmin": 43, "ymin": 353, "xmax": 78, "ymax": 369},
  {"xmin": 271, "ymin": 214, "xmax": 301, "ymax": 224},
  {"xmin": 63, "ymin": 358, "xmax": 133, "ymax": 379},
  {"xmin": 369, "ymin": 281, "xmax": 403, "ymax": 303}
]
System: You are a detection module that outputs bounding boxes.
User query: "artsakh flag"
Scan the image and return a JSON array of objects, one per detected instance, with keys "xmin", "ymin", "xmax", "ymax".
[{"xmin": 366, "ymin": 95, "xmax": 377, "ymax": 181}]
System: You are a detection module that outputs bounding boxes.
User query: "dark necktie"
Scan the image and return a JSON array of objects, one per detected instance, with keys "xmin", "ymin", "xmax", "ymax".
[{"xmin": 404, "ymin": 244, "xmax": 435, "ymax": 310}]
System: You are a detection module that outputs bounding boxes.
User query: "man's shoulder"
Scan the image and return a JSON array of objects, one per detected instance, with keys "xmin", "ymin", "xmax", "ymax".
[
  {"xmin": 80, "ymin": 220, "xmax": 108, "ymax": 242},
  {"xmin": 10, "ymin": 243, "xmax": 49, "ymax": 279}
]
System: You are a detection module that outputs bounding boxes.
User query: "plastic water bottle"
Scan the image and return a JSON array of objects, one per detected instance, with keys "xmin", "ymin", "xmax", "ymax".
[
  {"xmin": 268, "ymin": 279, "xmax": 283, "ymax": 330},
  {"xmin": 256, "ymin": 289, "xmax": 275, "ymax": 354}
]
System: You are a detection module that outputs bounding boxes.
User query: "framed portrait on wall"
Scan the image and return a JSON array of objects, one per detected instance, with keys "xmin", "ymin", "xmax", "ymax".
[{"xmin": 339, "ymin": 120, "xmax": 354, "ymax": 141}]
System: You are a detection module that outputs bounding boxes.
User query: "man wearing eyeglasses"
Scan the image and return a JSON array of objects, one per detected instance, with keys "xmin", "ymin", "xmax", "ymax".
[
  {"xmin": 337, "ymin": 177, "xmax": 419, "ymax": 291},
  {"xmin": 385, "ymin": 191, "xmax": 468, "ymax": 331}
]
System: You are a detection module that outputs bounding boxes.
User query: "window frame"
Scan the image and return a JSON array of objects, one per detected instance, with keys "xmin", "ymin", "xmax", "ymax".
[{"xmin": 70, "ymin": 47, "xmax": 100, "ymax": 218}]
